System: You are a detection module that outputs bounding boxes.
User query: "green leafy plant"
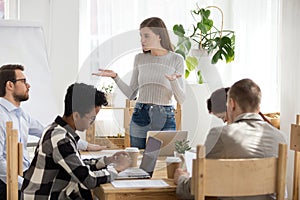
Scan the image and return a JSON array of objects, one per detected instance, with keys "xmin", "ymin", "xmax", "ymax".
[
  {"xmin": 173, "ymin": 5, "xmax": 235, "ymax": 83},
  {"xmin": 175, "ymin": 139, "xmax": 192, "ymax": 154},
  {"xmin": 101, "ymin": 83, "xmax": 114, "ymax": 94},
  {"xmin": 100, "ymin": 83, "xmax": 115, "ymax": 107}
]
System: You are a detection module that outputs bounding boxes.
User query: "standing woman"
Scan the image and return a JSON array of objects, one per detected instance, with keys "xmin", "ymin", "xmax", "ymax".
[{"xmin": 93, "ymin": 17, "xmax": 185, "ymax": 149}]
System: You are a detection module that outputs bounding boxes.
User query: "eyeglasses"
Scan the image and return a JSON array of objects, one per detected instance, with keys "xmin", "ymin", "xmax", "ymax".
[
  {"xmin": 89, "ymin": 116, "xmax": 96, "ymax": 124},
  {"xmin": 84, "ymin": 115, "xmax": 96, "ymax": 125},
  {"xmin": 214, "ymin": 112, "xmax": 227, "ymax": 122},
  {"xmin": 11, "ymin": 78, "xmax": 27, "ymax": 84}
]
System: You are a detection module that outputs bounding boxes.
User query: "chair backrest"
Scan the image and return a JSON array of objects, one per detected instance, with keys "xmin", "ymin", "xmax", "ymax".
[
  {"xmin": 191, "ymin": 143, "xmax": 287, "ymax": 200},
  {"xmin": 6, "ymin": 121, "xmax": 23, "ymax": 200},
  {"xmin": 290, "ymin": 114, "xmax": 300, "ymax": 200}
]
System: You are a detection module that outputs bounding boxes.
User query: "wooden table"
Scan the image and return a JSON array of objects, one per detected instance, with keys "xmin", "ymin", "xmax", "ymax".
[
  {"xmin": 83, "ymin": 150, "xmax": 179, "ymax": 200},
  {"xmin": 93, "ymin": 178, "xmax": 178, "ymax": 200}
]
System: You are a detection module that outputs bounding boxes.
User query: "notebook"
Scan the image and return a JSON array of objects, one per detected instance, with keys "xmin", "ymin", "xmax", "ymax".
[
  {"xmin": 116, "ymin": 136, "xmax": 162, "ymax": 179},
  {"xmin": 146, "ymin": 130, "xmax": 188, "ymax": 156}
]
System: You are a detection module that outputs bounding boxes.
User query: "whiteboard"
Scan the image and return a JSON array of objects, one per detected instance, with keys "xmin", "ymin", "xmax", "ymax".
[{"xmin": 0, "ymin": 21, "xmax": 58, "ymax": 126}]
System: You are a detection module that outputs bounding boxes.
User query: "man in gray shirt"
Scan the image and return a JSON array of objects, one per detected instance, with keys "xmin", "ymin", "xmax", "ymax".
[{"xmin": 174, "ymin": 78, "xmax": 287, "ymax": 200}]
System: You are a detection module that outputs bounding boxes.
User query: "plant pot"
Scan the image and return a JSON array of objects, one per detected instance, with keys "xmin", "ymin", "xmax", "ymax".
[
  {"xmin": 174, "ymin": 151, "xmax": 184, "ymax": 158},
  {"xmin": 191, "ymin": 49, "xmax": 224, "ymax": 92},
  {"xmin": 182, "ymin": 83, "xmax": 212, "ymax": 147},
  {"xmin": 105, "ymin": 93, "xmax": 114, "ymax": 107}
]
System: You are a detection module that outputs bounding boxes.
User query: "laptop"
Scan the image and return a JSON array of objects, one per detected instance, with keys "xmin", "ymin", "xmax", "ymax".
[
  {"xmin": 116, "ymin": 136, "xmax": 162, "ymax": 179},
  {"xmin": 146, "ymin": 130, "xmax": 188, "ymax": 156}
]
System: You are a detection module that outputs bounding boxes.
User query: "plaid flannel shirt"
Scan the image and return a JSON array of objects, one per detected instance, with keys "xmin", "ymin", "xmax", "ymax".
[{"xmin": 21, "ymin": 116, "xmax": 112, "ymax": 199}]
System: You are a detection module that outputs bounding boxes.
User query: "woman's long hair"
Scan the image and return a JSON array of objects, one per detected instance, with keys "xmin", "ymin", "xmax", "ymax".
[{"xmin": 140, "ymin": 17, "xmax": 174, "ymax": 53}]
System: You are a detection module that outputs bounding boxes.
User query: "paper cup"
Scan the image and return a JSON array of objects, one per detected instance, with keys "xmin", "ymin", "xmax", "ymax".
[
  {"xmin": 165, "ymin": 157, "xmax": 181, "ymax": 179},
  {"xmin": 125, "ymin": 147, "xmax": 139, "ymax": 167}
]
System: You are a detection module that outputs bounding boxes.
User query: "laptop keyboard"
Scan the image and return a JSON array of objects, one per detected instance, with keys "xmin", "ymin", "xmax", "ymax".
[{"xmin": 118, "ymin": 168, "xmax": 149, "ymax": 177}]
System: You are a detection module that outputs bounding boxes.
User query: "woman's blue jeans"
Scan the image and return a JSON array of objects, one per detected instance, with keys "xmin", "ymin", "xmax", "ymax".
[{"xmin": 130, "ymin": 102, "xmax": 176, "ymax": 149}]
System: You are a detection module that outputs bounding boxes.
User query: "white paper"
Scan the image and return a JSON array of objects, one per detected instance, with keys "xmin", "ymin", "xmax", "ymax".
[
  {"xmin": 111, "ymin": 180, "xmax": 169, "ymax": 188},
  {"xmin": 81, "ymin": 149, "xmax": 122, "ymax": 160},
  {"xmin": 80, "ymin": 154, "xmax": 100, "ymax": 160},
  {"xmin": 185, "ymin": 148, "xmax": 196, "ymax": 177}
]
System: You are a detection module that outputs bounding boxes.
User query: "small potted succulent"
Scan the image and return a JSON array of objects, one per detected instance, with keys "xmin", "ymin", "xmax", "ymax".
[
  {"xmin": 174, "ymin": 139, "xmax": 191, "ymax": 166},
  {"xmin": 175, "ymin": 139, "xmax": 192, "ymax": 155}
]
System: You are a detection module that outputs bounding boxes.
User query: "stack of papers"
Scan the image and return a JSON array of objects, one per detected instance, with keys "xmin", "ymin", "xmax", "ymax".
[
  {"xmin": 111, "ymin": 180, "xmax": 169, "ymax": 188},
  {"xmin": 185, "ymin": 149, "xmax": 196, "ymax": 177}
]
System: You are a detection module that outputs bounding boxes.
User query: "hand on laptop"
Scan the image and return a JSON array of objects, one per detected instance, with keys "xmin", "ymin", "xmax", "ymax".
[{"xmin": 106, "ymin": 151, "xmax": 131, "ymax": 172}]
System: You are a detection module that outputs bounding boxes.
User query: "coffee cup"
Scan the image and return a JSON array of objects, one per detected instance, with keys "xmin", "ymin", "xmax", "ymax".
[
  {"xmin": 165, "ymin": 157, "xmax": 181, "ymax": 179},
  {"xmin": 125, "ymin": 147, "xmax": 139, "ymax": 167}
]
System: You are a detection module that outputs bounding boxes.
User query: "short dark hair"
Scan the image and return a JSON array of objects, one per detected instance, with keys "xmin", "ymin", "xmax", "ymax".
[
  {"xmin": 140, "ymin": 17, "xmax": 174, "ymax": 52},
  {"xmin": 206, "ymin": 87, "xmax": 230, "ymax": 114},
  {"xmin": 228, "ymin": 79, "xmax": 261, "ymax": 112},
  {"xmin": 64, "ymin": 83, "xmax": 107, "ymax": 117},
  {"xmin": 0, "ymin": 64, "xmax": 24, "ymax": 97},
  {"xmin": 95, "ymin": 89, "xmax": 108, "ymax": 107},
  {"xmin": 206, "ymin": 98, "xmax": 212, "ymax": 113}
]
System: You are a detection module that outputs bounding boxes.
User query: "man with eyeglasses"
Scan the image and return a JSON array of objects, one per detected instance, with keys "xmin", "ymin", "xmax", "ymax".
[
  {"xmin": 21, "ymin": 83, "xmax": 131, "ymax": 199},
  {"xmin": 0, "ymin": 64, "xmax": 42, "ymax": 199}
]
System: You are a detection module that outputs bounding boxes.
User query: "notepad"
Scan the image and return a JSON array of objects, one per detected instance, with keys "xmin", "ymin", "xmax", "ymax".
[{"xmin": 111, "ymin": 180, "xmax": 169, "ymax": 188}]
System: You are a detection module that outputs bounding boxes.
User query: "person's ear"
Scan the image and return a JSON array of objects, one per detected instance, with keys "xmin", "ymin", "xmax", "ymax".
[
  {"xmin": 156, "ymin": 34, "xmax": 161, "ymax": 41},
  {"xmin": 73, "ymin": 112, "xmax": 81, "ymax": 121},
  {"xmin": 228, "ymin": 98, "xmax": 236, "ymax": 111},
  {"xmin": 5, "ymin": 81, "xmax": 14, "ymax": 92},
  {"xmin": 6, "ymin": 81, "xmax": 14, "ymax": 89}
]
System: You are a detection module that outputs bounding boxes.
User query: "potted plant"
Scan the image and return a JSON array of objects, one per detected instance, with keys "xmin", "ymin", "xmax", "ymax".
[
  {"xmin": 175, "ymin": 139, "xmax": 192, "ymax": 155},
  {"xmin": 101, "ymin": 83, "xmax": 115, "ymax": 106},
  {"xmin": 173, "ymin": 5, "xmax": 235, "ymax": 83},
  {"xmin": 174, "ymin": 139, "xmax": 191, "ymax": 167}
]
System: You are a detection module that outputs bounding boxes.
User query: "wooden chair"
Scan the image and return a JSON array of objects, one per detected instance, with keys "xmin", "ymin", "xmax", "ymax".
[
  {"xmin": 175, "ymin": 103, "xmax": 182, "ymax": 130},
  {"xmin": 85, "ymin": 100, "xmax": 134, "ymax": 149},
  {"xmin": 191, "ymin": 143, "xmax": 287, "ymax": 200},
  {"xmin": 123, "ymin": 99, "xmax": 136, "ymax": 147},
  {"xmin": 290, "ymin": 114, "xmax": 300, "ymax": 200},
  {"xmin": 6, "ymin": 121, "xmax": 23, "ymax": 200}
]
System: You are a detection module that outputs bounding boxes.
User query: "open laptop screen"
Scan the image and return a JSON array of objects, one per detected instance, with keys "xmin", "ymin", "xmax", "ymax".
[{"xmin": 139, "ymin": 136, "xmax": 162, "ymax": 177}]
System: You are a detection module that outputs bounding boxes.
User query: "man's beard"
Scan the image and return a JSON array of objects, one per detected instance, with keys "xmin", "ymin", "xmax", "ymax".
[{"xmin": 13, "ymin": 93, "xmax": 29, "ymax": 102}]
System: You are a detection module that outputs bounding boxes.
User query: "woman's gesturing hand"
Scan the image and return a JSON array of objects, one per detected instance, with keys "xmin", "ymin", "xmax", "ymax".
[
  {"xmin": 165, "ymin": 73, "xmax": 182, "ymax": 81},
  {"xmin": 92, "ymin": 69, "xmax": 117, "ymax": 78}
]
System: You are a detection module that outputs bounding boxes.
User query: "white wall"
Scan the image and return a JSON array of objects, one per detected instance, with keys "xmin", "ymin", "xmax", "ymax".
[
  {"xmin": 19, "ymin": 0, "xmax": 50, "ymax": 41},
  {"xmin": 0, "ymin": 21, "xmax": 58, "ymax": 125},
  {"xmin": 279, "ymin": 0, "xmax": 300, "ymax": 198},
  {"xmin": 19, "ymin": 0, "xmax": 79, "ymax": 114}
]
